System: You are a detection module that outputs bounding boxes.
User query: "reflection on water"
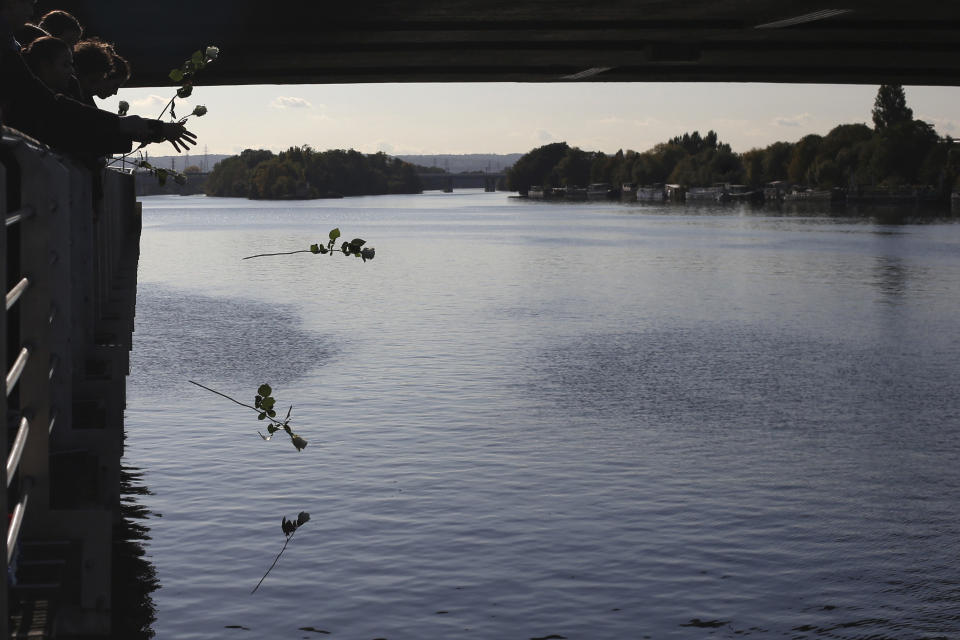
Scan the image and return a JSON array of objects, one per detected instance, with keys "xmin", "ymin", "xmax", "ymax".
[
  {"xmin": 112, "ymin": 466, "xmax": 159, "ymax": 639},
  {"xmin": 874, "ymin": 255, "xmax": 909, "ymax": 300},
  {"xmin": 128, "ymin": 287, "xmax": 336, "ymax": 400},
  {"xmin": 124, "ymin": 194, "xmax": 960, "ymax": 639}
]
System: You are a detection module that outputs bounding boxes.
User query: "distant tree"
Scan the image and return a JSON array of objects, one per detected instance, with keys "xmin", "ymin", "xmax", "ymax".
[
  {"xmin": 761, "ymin": 141, "xmax": 794, "ymax": 183},
  {"xmin": 206, "ymin": 146, "xmax": 421, "ymax": 199},
  {"xmin": 813, "ymin": 124, "xmax": 874, "ymax": 187},
  {"xmin": 644, "ymin": 142, "xmax": 687, "ymax": 183},
  {"xmin": 872, "ymin": 84, "xmax": 913, "ymax": 131},
  {"xmin": 869, "ymin": 119, "xmax": 940, "ymax": 185},
  {"xmin": 631, "ymin": 150, "xmax": 667, "ymax": 184},
  {"xmin": 787, "ymin": 134, "xmax": 823, "ymax": 183},
  {"xmin": 819, "ymin": 123, "xmax": 873, "ymax": 160},
  {"xmin": 669, "ymin": 130, "xmax": 721, "ymax": 155},
  {"xmin": 708, "ymin": 147, "xmax": 744, "ymax": 184},
  {"xmin": 611, "ymin": 149, "xmax": 635, "ymax": 186},
  {"xmin": 590, "ymin": 150, "xmax": 620, "ymax": 184},
  {"xmin": 807, "ymin": 158, "xmax": 844, "ymax": 188},
  {"xmin": 555, "ymin": 147, "xmax": 594, "ymax": 186},
  {"xmin": 505, "ymin": 142, "xmax": 570, "ymax": 193},
  {"xmin": 250, "ymin": 157, "xmax": 304, "ymax": 199},
  {"xmin": 741, "ymin": 148, "xmax": 765, "ymax": 185},
  {"xmin": 205, "ymin": 155, "xmax": 253, "ymax": 197},
  {"xmin": 184, "ymin": 164, "xmax": 202, "ymax": 174},
  {"xmin": 240, "ymin": 148, "xmax": 276, "ymax": 168}
]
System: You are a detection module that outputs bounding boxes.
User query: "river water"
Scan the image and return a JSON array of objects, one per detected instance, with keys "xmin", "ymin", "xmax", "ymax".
[{"xmin": 125, "ymin": 192, "xmax": 960, "ymax": 639}]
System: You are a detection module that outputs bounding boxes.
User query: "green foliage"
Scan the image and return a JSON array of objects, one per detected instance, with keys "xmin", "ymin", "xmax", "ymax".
[
  {"xmin": 281, "ymin": 511, "xmax": 310, "ymax": 537},
  {"xmin": 109, "ymin": 46, "xmax": 217, "ymax": 178},
  {"xmin": 871, "ymin": 119, "xmax": 940, "ymax": 186},
  {"xmin": 669, "ymin": 130, "xmax": 726, "ymax": 155},
  {"xmin": 252, "ymin": 511, "xmax": 311, "ymax": 594},
  {"xmin": 505, "ymin": 142, "xmax": 570, "ymax": 193},
  {"xmin": 188, "ymin": 380, "xmax": 307, "ymax": 452},
  {"xmin": 507, "ymin": 131, "xmax": 750, "ymax": 192},
  {"xmin": 555, "ymin": 146, "xmax": 594, "ymax": 186},
  {"xmin": 872, "ymin": 84, "xmax": 913, "ymax": 131},
  {"xmin": 160, "ymin": 46, "xmax": 217, "ymax": 124},
  {"xmin": 243, "ymin": 228, "xmax": 376, "ymax": 261},
  {"xmin": 135, "ymin": 158, "xmax": 187, "ymax": 186},
  {"xmin": 205, "ymin": 146, "xmax": 422, "ymax": 199},
  {"xmin": 787, "ymin": 134, "xmax": 823, "ymax": 183},
  {"xmin": 504, "ymin": 87, "xmax": 953, "ymax": 194}
]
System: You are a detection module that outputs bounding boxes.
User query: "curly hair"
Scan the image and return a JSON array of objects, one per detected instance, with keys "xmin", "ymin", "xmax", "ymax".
[
  {"xmin": 108, "ymin": 52, "xmax": 131, "ymax": 83},
  {"xmin": 23, "ymin": 35, "xmax": 71, "ymax": 66},
  {"xmin": 72, "ymin": 38, "xmax": 115, "ymax": 78},
  {"xmin": 38, "ymin": 10, "xmax": 83, "ymax": 39}
]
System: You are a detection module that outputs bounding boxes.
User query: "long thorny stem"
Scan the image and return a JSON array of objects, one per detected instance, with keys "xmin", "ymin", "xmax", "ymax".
[
  {"xmin": 242, "ymin": 250, "xmax": 313, "ymax": 260},
  {"xmin": 188, "ymin": 380, "xmax": 306, "ymax": 450},
  {"xmin": 189, "ymin": 380, "xmax": 262, "ymax": 414},
  {"xmin": 251, "ymin": 530, "xmax": 296, "ymax": 594}
]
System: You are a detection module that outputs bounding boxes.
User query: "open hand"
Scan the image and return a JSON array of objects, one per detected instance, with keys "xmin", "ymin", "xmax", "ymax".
[{"xmin": 162, "ymin": 122, "xmax": 197, "ymax": 152}]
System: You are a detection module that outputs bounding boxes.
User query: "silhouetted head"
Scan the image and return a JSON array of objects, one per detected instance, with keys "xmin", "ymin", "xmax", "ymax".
[
  {"xmin": 0, "ymin": 0, "xmax": 38, "ymax": 31},
  {"xmin": 38, "ymin": 9, "xmax": 82, "ymax": 47},
  {"xmin": 23, "ymin": 35, "xmax": 73, "ymax": 93},
  {"xmin": 96, "ymin": 51, "xmax": 130, "ymax": 99},
  {"xmin": 14, "ymin": 21, "xmax": 45, "ymax": 46},
  {"xmin": 72, "ymin": 37, "xmax": 114, "ymax": 97}
]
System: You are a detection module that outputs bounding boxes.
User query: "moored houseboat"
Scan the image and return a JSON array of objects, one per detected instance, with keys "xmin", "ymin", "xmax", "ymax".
[
  {"xmin": 763, "ymin": 181, "xmax": 789, "ymax": 203},
  {"xmin": 587, "ymin": 183, "xmax": 616, "ymax": 200},
  {"xmin": 719, "ymin": 184, "xmax": 763, "ymax": 203},
  {"xmin": 685, "ymin": 184, "xmax": 726, "ymax": 202},
  {"xmin": 636, "ymin": 184, "xmax": 666, "ymax": 202},
  {"xmin": 665, "ymin": 184, "xmax": 686, "ymax": 202},
  {"xmin": 784, "ymin": 187, "xmax": 842, "ymax": 202}
]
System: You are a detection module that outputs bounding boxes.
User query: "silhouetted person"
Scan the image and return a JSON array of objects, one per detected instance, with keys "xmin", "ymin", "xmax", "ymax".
[
  {"xmin": 73, "ymin": 38, "xmax": 113, "ymax": 105},
  {"xmin": 23, "ymin": 34, "xmax": 72, "ymax": 94},
  {"xmin": 38, "ymin": 9, "xmax": 81, "ymax": 46},
  {"xmin": 96, "ymin": 49, "xmax": 129, "ymax": 99},
  {"xmin": 13, "ymin": 20, "xmax": 43, "ymax": 46},
  {"xmin": 0, "ymin": 0, "xmax": 196, "ymax": 155}
]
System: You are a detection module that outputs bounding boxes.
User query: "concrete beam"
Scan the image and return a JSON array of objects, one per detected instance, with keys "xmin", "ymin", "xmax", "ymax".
[{"xmin": 40, "ymin": 0, "xmax": 960, "ymax": 87}]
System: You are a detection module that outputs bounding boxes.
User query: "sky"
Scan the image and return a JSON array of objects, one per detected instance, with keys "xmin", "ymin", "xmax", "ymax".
[{"xmin": 99, "ymin": 83, "xmax": 960, "ymax": 158}]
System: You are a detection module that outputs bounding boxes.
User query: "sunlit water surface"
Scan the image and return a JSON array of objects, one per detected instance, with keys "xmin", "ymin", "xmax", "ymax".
[{"xmin": 126, "ymin": 192, "xmax": 960, "ymax": 639}]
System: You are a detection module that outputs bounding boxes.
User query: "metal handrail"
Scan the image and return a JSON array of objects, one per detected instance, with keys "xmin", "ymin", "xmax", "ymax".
[
  {"xmin": 5, "ymin": 276, "xmax": 29, "ymax": 311},
  {"xmin": 6, "ymin": 416, "xmax": 29, "ymax": 487},
  {"xmin": 6, "ymin": 479, "xmax": 33, "ymax": 564},
  {"xmin": 4, "ymin": 205, "xmax": 35, "ymax": 227},
  {"xmin": 5, "ymin": 346, "xmax": 29, "ymax": 396}
]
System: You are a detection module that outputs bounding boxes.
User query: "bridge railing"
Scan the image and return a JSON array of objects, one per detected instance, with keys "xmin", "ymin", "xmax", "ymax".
[{"xmin": 2, "ymin": 127, "xmax": 141, "ymax": 637}]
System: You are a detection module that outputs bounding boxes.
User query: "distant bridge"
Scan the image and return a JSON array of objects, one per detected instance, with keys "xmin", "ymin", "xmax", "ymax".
[
  {"xmin": 133, "ymin": 171, "xmax": 209, "ymax": 197},
  {"xmin": 418, "ymin": 173, "xmax": 506, "ymax": 192}
]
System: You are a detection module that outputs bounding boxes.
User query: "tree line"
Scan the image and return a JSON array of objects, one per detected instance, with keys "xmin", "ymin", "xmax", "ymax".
[
  {"xmin": 205, "ymin": 146, "xmax": 423, "ymax": 199},
  {"xmin": 507, "ymin": 85, "xmax": 960, "ymax": 199}
]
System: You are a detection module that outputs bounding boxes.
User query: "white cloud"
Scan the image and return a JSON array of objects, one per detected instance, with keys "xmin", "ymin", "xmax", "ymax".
[
  {"xmin": 919, "ymin": 115, "xmax": 958, "ymax": 134},
  {"xmin": 131, "ymin": 94, "xmax": 169, "ymax": 109},
  {"xmin": 773, "ymin": 112, "xmax": 812, "ymax": 127},
  {"xmin": 535, "ymin": 129, "xmax": 555, "ymax": 142},
  {"xmin": 270, "ymin": 96, "xmax": 313, "ymax": 109},
  {"xmin": 376, "ymin": 141, "xmax": 395, "ymax": 154}
]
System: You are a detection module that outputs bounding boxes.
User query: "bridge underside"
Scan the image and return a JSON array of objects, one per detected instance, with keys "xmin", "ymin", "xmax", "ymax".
[{"xmin": 45, "ymin": 1, "xmax": 960, "ymax": 88}]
